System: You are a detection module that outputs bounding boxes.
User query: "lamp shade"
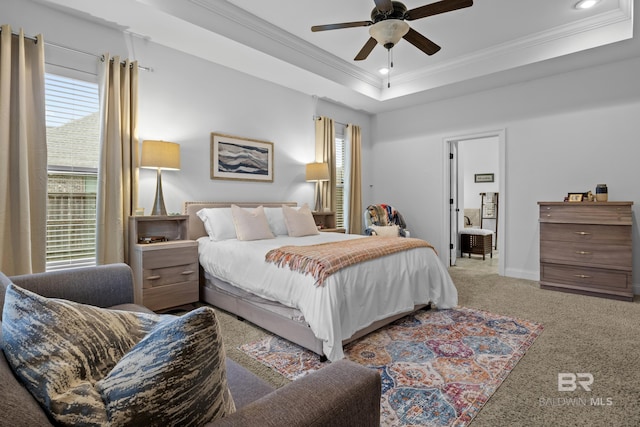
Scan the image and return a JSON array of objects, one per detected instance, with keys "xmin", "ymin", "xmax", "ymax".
[
  {"xmin": 306, "ymin": 162, "xmax": 329, "ymax": 182},
  {"xmin": 140, "ymin": 140, "xmax": 180, "ymax": 170},
  {"xmin": 369, "ymin": 19, "xmax": 410, "ymax": 49}
]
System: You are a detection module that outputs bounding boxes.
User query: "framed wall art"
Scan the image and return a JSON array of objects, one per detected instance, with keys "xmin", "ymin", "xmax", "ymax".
[{"xmin": 210, "ymin": 133, "xmax": 274, "ymax": 182}]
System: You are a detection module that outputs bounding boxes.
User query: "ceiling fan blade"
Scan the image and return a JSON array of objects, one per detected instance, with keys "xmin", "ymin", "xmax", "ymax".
[
  {"xmin": 354, "ymin": 37, "xmax": 378, "ymax": 61},
  {"xmin": 406, "ymin": 0, "xmax": 473, "ymax": 21},
  {"xmin": 311, "ymin": 21, "xmax": 372, "ymax": 32},
  {"xmin": 373, "ymin": 0, "xmax": 394, "ymax": 14},
  {"xmin": 403, "ymin": 28, "xmax": 441, "ymax": 55}
]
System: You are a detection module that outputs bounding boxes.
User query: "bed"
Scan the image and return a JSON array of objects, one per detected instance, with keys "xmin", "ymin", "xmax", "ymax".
[{"xmin": 184, "ymin": 201, "xmax": 458, "ymax": 361}]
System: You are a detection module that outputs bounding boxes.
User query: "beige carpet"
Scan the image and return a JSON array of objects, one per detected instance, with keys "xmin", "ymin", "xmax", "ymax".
[{"xmin": 215, "ymin": 253, "xmax": 640, "ymax": 426}]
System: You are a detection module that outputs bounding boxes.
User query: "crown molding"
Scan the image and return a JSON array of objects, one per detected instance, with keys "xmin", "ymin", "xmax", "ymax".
[
  {"xmin": 189, "ymin": 0, "xmax": 383, "ymax": 90},
  {"xmin": 391, "ymin": 2, "xmax": 633, "ymax": 89}
]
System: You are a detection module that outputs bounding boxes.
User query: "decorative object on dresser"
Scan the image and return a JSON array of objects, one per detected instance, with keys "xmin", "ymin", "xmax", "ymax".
[
  {"xmin": 140, "ymin": 140, "xmax": 181, "ymax": 216},
  {"xmin": 128, "ymin": 215, "xmax": 198, "ymax": 311},
  {"xmin": 306, "ymin": 162, "xmax": 330, "ymax": 212},
  {"xmin": 538, "ymin": 201, "xmax": 633, "ymax": 301}
]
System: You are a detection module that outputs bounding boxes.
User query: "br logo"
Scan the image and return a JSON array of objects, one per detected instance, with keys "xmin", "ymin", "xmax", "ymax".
[{"xmin": 558, "ymin": 373, "xmax": 594, "ymax": 391}]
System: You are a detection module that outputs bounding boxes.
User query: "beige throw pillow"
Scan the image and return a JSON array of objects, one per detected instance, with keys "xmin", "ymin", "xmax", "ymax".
[
  {"xmin": 370, "ymin": 224, "xmax": 400, "ymax": 237},
  {"xmin": 282, "ymin": 204, "xmax": 320, "ymax": 237},
  {"xmin": 231, "ymin": 205, "xmax": 275, "ymax": 241}
]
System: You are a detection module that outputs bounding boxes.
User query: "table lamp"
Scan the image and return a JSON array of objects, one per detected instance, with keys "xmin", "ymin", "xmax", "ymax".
[
  {"xmin": 306, "ymin": 162, "xmax": 329, "ymax": 212},
  {"xmin": 141, "ymin": 140, "xmax": 180, "ymax": 216}
]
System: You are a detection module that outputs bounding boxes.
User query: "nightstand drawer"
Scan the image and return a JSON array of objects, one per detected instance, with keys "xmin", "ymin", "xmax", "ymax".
[
  {"xmin": 143, "ymin": 262, "xmax": 198, "ymax": 288},
  {"xmin": 143, "ymin": 281, "xmax": 199, "ymax": 311},
  {"xmin": 141, "ymin": 245, "xmax": 197, "ymax": 269}
]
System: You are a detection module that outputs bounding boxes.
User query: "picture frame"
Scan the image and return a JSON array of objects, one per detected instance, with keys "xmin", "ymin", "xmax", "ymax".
[
  {"xmin": 474, "ymin": 173, "xmax": 494, "ymax": 183},
  {"xmin": 568, "ymin": 193, "xmax": 584, "ymax": 202},
  {"xmin": 211, "ymin": 133, "xmax": 274, "ymax": 182}
]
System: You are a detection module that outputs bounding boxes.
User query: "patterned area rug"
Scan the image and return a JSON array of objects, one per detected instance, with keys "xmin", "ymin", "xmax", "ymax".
[{"xmin": 239, "ymin": 307, "xmax": 543, "ymax": 427}]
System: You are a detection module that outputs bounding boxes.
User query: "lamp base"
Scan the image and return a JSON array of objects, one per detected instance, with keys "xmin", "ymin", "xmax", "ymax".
[
  {"xmin": 151, "ymin": 169, "xmax": 167, "ymax": 216},
  {"xmin": 314, "ymin": 181, "xmax": 322, "ymax": 212}
]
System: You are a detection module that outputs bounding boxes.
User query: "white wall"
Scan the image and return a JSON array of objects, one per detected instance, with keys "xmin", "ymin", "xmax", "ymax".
[
  {"xmin": 372, "ymin": 55, "xmax": 640, "ymax": 289},
  {"xmin": 3, "ymin": 0, "xmax": 371, "ymax": 218}
]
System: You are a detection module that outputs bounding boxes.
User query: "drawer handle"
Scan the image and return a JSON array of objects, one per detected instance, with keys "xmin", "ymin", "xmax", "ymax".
[
  {"xmin": 574, "ymin": 232, "xmax": 591, "ymax": 236},
  {"xmin": 181, "ymin": 270, "xmax": 195, "ymax": 275},
  {"xmin": 574, "ymin": 274, "xmax": 591, "ymax": 279},
  {"xmin": 575, "ymin": 251, "xmax": 591, "ymax": 255},
  {"xmin": 146, "ymin": 275, "xmax": 161, "ymax": 280}
]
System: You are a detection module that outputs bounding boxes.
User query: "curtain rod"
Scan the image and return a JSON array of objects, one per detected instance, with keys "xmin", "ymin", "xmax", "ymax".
[
  {"xmin": 313, "ymin": 115, "xmax": 348, "ymax": 128},
  {"xmin": 1, "ymin": 27, "xmax": 152, "ymax": 72}
]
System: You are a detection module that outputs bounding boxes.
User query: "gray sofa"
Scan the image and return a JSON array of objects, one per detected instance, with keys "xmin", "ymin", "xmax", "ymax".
[{"xmin": 0, "ymin": 263, "xmax": 381, "ymax": 426}]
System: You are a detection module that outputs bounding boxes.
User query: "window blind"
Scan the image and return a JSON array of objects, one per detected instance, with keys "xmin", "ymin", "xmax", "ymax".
[
  {"xmin": 45, "ymin": 74, "xmax": 100, "ymax": 271},
  {"xmin": 335, "ymin": 137, "xmax": 345, "ymax": 228}
]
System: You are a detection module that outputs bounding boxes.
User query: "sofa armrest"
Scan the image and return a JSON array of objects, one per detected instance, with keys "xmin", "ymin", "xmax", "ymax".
[
  {"xmin": 2, "ymin": 263, "xmax": 135, "ymax": 312},
  {"xmin": 211, "ymin": 359, "xmax": 381, "ymax": 427}
]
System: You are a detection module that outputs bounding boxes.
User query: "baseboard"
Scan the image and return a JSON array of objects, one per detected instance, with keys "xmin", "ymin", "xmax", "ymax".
[{"xmin": 503, "ymin": 268, "xmax": 539, "ymax": 281}]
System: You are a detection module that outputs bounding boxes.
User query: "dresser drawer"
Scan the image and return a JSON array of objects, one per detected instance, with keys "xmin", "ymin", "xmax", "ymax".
[
  {"xmin": 540, "ymin": 240, "xmax": 632, "ymax": 269},
  {"xmin": 541, "ymin": 263, "xmax": 631, "ymax": 291},
  {"xmin": 540, "ymin": 223, "xmax": 631, "ymax": 245},
  {"xmin": 539, "ymin": 204, "xmax": 632, "ymax": 224}
]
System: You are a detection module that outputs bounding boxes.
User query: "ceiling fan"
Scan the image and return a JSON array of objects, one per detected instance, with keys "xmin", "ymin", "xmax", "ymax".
[{"xmin": 311, "ymin": 0, "xmax": 473, "ymax": 61}]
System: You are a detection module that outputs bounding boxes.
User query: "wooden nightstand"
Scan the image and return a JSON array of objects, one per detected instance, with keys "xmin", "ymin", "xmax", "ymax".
[
  {"xmin": 312, "ymin": 211, "xmax": 346, "ymax": 233},
  {"xmin": 129, "ymin": 216, "xmax": 199, "ymax": 311}
]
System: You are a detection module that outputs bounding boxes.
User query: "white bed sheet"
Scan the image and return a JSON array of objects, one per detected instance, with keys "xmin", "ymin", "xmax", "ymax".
[{"xmin": 198, "ymin": 232, "xmax": 458, "ymax": 361}]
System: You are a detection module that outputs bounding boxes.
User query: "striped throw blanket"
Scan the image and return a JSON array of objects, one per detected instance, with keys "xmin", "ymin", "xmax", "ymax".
[{"xmin": 265, "ymin": 237, "xmax": 436, "ymax": 286}]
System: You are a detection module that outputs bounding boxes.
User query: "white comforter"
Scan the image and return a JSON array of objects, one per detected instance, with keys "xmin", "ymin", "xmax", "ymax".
[{"xmin": 198, "ymin": 232, "xmax": 458, "ymax": 361}]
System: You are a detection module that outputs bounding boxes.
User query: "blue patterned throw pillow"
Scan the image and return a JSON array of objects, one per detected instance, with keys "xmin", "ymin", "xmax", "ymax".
[
  {"xmin": 97, "ymin": 306, "xmax": 236, "ymax": 425},
  {"xmin": 1, "ymin": 284, "xmax": 235, "ymax": 426}
]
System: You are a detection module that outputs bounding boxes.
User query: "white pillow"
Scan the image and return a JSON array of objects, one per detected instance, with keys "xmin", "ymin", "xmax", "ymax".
[
  {"xmin": 370, "ymin": 224, "xmax": 399, "ymax": 237},
  {"xmin": 282, "ymin": 203, "xmax": 320, "ymax": 237},
  {"xmin": 231, "ymin": 205, "xmax": 275, "ymax": 241},
  {"xmin": 264, "ymin": 207, "xmax": 289, "ymax": 235},
  {"xmin": 197, "ymin": 208, "xmax": 237, "ymax": 241}
]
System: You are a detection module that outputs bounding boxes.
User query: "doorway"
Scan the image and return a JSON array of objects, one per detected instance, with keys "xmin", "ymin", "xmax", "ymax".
[{"xmin": 443, "ymin": 129, "xmax": 506, "ymax": 276}]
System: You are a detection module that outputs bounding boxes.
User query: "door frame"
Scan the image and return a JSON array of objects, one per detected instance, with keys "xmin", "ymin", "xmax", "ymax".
[{"xmin": 442, "ymin": 129, "xmax": 506, "ymax": 276}]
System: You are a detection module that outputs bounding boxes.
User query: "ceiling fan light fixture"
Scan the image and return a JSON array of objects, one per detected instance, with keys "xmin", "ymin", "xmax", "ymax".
[
  {"xmin": 574, "ymin": 0, "xmax": 600, "ymax": 9},
  {"xmin": 379, "ymin": 67, "xmax": 390, "ymax": 75},
  {"xmin": 369, "ymin": 19, "xmax": 410, "ymax": 49}
]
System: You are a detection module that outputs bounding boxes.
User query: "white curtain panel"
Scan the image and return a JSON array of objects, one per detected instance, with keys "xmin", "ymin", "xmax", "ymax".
[
  {"xmin": 347, "ymin": 124, "xmax": 362, "ymax": 234},
  {"xmin": 315, "ymin": 116, "xmax": 335, "ymax": 213},
  {"xmin": 96, "ymin": 54, "xmax": 139, "ymax": 264},
  {"xmin": 0, "ymin": 25, "xmax": 47, "ymax": 275}
]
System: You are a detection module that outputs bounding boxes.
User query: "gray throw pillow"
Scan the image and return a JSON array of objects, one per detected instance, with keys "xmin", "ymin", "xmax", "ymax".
[{"xmin": 1, "ymin": 284, "xmax": 235, "ymax": 426}]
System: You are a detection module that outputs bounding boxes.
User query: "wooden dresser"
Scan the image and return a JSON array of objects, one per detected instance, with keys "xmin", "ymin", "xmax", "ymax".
[{"xmin": 538, "ymin": 201, "xmax": 633, "ymax": 301}]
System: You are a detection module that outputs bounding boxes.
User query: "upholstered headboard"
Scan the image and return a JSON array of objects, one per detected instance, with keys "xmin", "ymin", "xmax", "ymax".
[{"xmin": 183, "ymin": 201, "xmax": 297, "ymax": 240}]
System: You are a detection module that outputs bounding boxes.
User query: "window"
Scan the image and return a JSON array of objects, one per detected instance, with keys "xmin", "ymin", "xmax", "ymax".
[
  {"xmin": 45, "ymin": 74, "xmax": 100, "ymax": 271},
  {"xmin": 335, "ymin": 137, "xmax": 345, "ymax": 228}
]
